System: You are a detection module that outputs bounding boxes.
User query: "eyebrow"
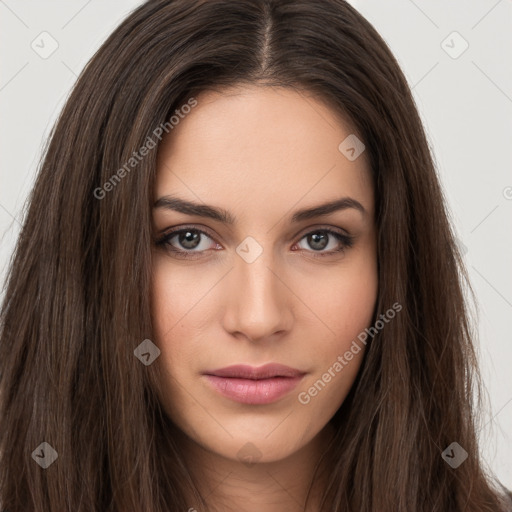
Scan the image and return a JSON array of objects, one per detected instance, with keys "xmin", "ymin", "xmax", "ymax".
[{"xmin": 153, "ymin": 195, "xmax": 367, "ymax": 224}]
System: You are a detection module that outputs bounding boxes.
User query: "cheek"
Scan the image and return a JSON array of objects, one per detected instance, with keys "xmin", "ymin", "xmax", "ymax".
[
  {"xmin": 151, "ymin": 254, "xmax": 215, "ymax": 337},
  {"xmin": 293, "ymin": 255, "xmax": 378, "ymax": 408},
  {"xmin": 329, "ymin": 268, "xmax": 377, "ymax": 341},
  {"xmin": 296, "ymin": 253, "xmax": 378, "ymax": 353},
  {"xmin": 150, "ymin": 259, "xmax": 212, "ymax": 422},
  {"xmin": 150, "ymin": 258, "xmax": 207, "ymax": 368}
]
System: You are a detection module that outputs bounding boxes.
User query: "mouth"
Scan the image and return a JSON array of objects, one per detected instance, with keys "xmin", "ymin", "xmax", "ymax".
[{"xmin": 202, "ymin": 364, "xmax": 306, "ymax": 405}]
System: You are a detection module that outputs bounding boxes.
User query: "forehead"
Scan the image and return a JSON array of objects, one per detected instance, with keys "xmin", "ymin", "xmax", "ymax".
[{"xmin": 154, "ymin": 85, "xmax": 373, "ymax": 222}]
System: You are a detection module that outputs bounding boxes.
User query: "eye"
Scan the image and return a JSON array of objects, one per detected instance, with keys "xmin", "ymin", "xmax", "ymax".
[
  {"xmin": 155, "ymin": 227, "xmax": 219, "ymax": 259},
  {"xmin": 293, "ymin": 228, "xmax": 354, "ymax": 258},
  {"xmin": 155, "ymin": 226, "xmax": 354, "ymax": 260}
]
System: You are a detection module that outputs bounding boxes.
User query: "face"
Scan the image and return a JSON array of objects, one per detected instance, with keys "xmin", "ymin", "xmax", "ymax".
[{"xmin": 151, "ymin": 85, "xmax": 378, "ymax": 464}]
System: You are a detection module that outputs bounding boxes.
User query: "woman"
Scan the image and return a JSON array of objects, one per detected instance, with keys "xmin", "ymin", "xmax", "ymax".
[{"xmin": 1, "ymin": 0, "xmax": 510, "ymax": 510}]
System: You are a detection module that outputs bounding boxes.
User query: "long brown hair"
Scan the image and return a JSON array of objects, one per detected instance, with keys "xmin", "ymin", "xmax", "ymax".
[{"xmin": 0, "ymin": 0, "xmax": 509, "ymax": 510}]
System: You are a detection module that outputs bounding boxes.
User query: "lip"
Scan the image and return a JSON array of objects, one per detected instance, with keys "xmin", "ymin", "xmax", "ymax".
[{"xmin": 202, "ymin": 364, "xmax": 306, "ymax": 405}]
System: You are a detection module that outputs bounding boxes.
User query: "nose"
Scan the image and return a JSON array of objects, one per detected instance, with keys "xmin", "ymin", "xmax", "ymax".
[{"xmin": 221, "ymin": 248, "xmax": 293, "ymax": 343}]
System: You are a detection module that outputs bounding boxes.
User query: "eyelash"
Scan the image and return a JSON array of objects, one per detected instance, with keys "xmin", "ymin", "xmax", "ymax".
[{"xmin": 155, "ymin": 225, "xmax": 355, "ymax": 260}]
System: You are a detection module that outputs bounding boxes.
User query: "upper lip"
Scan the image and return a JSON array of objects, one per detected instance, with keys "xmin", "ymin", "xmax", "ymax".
[{"xmin": 204, "ymin": 364, "xmax": 305, "ymax": 380}]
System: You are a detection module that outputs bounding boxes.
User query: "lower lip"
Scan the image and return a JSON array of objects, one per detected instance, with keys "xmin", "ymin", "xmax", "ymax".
[{"xmin": 203, "ymin": 375, "xmax": 304, "ymax": 405}]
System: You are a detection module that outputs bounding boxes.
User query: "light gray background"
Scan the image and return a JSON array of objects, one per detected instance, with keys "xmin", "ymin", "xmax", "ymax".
[{"xmin": 1, "ymin": 0, "xmax": 511, "ymax": 489}]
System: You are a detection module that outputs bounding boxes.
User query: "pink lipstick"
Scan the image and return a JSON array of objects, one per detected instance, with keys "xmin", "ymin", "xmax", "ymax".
[{"xmin": 202, "ymin": 363, "xmax": 305, "ymax": 405}]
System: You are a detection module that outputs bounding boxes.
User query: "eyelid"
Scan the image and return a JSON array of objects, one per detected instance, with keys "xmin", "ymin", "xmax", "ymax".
[
  {"xmin": 156, "ymin": 223, "xmax": 351, "ymax": 241},
  {"xmin": 155, "ymin": 223, "xmax": 218, "ymax": 243},
  {"xmin": 292, "ymin": 223, "xmax": 351, "ymax": 240}
]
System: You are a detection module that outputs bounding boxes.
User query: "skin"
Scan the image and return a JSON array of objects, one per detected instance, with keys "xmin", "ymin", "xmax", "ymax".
[{"xmin": 151, "ymin": 84, "xmax": 378, "ymax": 512}]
